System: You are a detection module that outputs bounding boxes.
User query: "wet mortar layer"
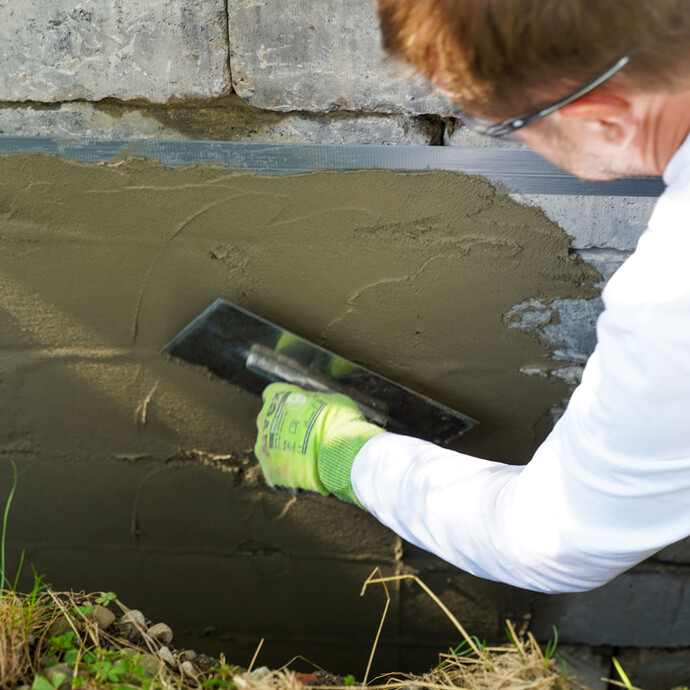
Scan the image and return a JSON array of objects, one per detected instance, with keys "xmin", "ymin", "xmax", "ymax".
[{"xmin": 0, "ymin": 154, "xmax": 600, "ymax": 672}]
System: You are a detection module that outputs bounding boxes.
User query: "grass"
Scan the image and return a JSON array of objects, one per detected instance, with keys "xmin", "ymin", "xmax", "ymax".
[{"xmin": 0, "ymin": 582, "xmax": 583, "ymax": 690}]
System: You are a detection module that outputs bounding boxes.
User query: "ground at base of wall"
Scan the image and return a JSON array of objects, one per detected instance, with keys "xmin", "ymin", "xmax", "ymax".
[{"xmin": 5, "ymin": 586, "xmax": 687, "ymax": 690}]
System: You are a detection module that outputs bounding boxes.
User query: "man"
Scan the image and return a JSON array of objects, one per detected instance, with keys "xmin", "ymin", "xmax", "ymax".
[{"xmin": 254, "ymin": 0, "xmax": 690, "ymax": 593}]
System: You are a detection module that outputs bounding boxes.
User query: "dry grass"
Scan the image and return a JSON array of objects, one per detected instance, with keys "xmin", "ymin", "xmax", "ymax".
[
  {"xmin": 0, "ymin": 588, "xmax": 54, "ymax": 690},
  {"xmin": 358, "ymin": 569, "xmax": 583, "ymax": 690},
  {"xmin": 0, "ymin": 573, "xmax": 631, "ymax": 690}
]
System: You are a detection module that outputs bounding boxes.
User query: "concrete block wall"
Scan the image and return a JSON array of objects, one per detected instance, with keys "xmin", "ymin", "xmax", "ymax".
[{"xmin": 1, "ymin": 1, "xmax": 688, "ymax": 686}]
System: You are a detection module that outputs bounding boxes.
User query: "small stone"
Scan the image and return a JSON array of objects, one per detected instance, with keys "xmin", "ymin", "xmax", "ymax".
[
  {"xmin": 115, "ymin": 622, "xmax": 134, "ymax": 640},
  {"xmin": 182, "ymin": 649, "xmax": 197, "ymax": 661},
  {"xmin": 120, "ymin": 649, "xmax": 160, "ymax": 676},
  {"xmin": 248, "ymin": 666, "xmax": 270, "ymax": 680},
  {"xmin": 46, "ymin": 663, "xmax": 72, "ymax": 690},
  {"xmin": 148, "ymin": 622, "xmax": 173, "ymax": 646},
  {"xmin": 158, "ymin": 645, "xmax": 176, "ymax": 667},
  {"xmin": 40, "ymin": 655, "xmax": 59, "ymax": 668},
  {"xmin": 120, "ymin": 609, "xmax": 146, "ymax": 627},
  {"xmin": 196, "ymin": 654, "xmax": 218, "ymax": 671},
  {"xmin": 91, "ymin": 605, "xmax": 116, "ymax": 630},
  {"xmin": 46, "ymin": 616, "xmax": 73, "ymax": 638},
  {"xmin": 136, "ymin": 652, "xmax": 162, "ymax": 676},
  {"xmin": 181, "ymin": 660, "xmax": 198, "ymax": 679}
]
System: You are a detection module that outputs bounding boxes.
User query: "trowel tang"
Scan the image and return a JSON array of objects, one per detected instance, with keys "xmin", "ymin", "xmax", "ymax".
[{"xmin": 162, "ymin": 299, "xmax": 476, "ymax": 445}]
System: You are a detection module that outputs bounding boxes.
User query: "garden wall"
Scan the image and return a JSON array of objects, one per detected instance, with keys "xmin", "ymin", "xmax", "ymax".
[{"xmin": 0, "ymin": 1, "xmax": 687, "ymax": 686}]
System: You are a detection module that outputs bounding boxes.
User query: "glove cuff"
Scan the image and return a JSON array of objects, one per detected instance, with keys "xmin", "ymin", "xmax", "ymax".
[{"xmin": 317, "ymin": 421, "xmax": 383, "ymax": 508}]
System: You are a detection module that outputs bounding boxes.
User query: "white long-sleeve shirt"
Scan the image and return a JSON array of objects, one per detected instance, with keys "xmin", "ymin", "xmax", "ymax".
[{"xmin": 351, "ymin": 135, "xmax": 690, "ymax": 593}]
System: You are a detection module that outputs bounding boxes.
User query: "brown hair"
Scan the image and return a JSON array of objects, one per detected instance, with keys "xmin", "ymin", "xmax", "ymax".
[{"xmin": 377, "ymin": 0, "xmax": 690, "ymax": 117}]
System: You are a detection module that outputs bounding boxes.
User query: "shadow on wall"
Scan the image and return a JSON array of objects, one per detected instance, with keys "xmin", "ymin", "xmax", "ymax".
[{"xmin": 0, "ymin": 153, "xmax": 601, "ymax": 672}]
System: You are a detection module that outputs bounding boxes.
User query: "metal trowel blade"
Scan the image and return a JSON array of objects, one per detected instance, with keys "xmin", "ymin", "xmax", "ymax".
[{"xmin": 162, "ymin": 299, "xmax": 477, "ymax": 445}]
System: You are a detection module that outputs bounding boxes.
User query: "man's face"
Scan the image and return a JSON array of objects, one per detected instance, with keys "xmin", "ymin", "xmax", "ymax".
[{"xmin": 515, "ymin": 116, "xmax": 647, "ymax": 181}]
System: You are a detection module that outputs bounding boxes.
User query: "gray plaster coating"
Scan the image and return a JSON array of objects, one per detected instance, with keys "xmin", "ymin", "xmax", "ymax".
[
  {"xmin": 0, "ymin": 153, "xmax": 610, "ymax": 670},
  {"xmin": 227, "ymin": 0, "xmax": 455, "ymax": 116},
  {"xmin": 0, "ymin": 0, "xmax": 230, "ymax": 102}
]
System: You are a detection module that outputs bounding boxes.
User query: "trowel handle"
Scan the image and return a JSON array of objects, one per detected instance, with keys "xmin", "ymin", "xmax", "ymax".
[{"xmin": 246, "ymin": 345, "xmax": 389, "ymax": 427}]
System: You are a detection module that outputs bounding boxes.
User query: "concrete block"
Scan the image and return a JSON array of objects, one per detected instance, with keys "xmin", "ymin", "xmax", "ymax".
[
  {"xmin": 0, "ymin": 1, "xmax": 230, "ymax": 102},
  {"xmin": 131, "ymin": 551, "xmax": 396, "ymax": 641},
  {"xmin": 227, "ymin": 0, "xmax": 455, "ymax": 115},
  {"xmin": 398, "ymin": 561, "xmax": 532, "ymax": 646},
  {"xmin": 531, "ymin": 570, "xmax": 690, "ymax": 647},
  {"xmin": 510, "ymin": 193, "xmax": 657, "ymax": 251},
  {"xmin": 0, "ymin": 101, "xmax": 441, "ymax": 145},
  {"xmin": 616, "ymin": 648, "xmax": 690, "ymax": 690},
  {"xmin": 655, "ymin": 536, "xmax": 690, "ymax": 565},
  {"xmin": 134, "ymin": 464, "xmax": 400, "ymax": 560},
  {"xmin": 557, "ymin": 646, "xmax": 610, "ymax": 690}
]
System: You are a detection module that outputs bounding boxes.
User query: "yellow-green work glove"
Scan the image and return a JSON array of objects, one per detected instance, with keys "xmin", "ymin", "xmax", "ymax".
[{"xmin": 254, "ymin": 383, "xmax": 384, "ymax": 507}]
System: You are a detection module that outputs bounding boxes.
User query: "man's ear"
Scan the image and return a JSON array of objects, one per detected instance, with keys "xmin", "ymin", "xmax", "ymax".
[{"xmin": 557, "ymin": 91, "xmax": 635, "ymax": 142}]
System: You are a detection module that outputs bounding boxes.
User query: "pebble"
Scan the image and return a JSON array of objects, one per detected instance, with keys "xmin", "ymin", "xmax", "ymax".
[
  {"xmin": 119, "ymin": 648, "xmax": 161, "ymax": 675},
  {"xmin": 248, "ymin": 666, "xmax": 271, "ymax": 680},
  {"xmin": 138, "ymin": 652, "xmax": 162, "ymax": 675},
  {"xmin": 158, "ymin": 645, "xmax": 176, "ymax": 667},
  {"xmin": 148, "ymin": 622, "xmax": 173, "ymax": 646},
  {"xmin": 92, "ymin": 604, "xmax": 116, "ymax": 630},
  {"xmin": 46, "ymin": 617, "xmax": 73, "ymax": 638},
  {"xmin": 45, "ymin": 663, "xmax": 73, "ymax": 690},
  {"xmin": 182, "ymin": 649, "xmax": 198, "ymax": 661},
  {"xmin": 196, "ymin": 654, "xmax": 218, "ymax": 672},
  {"xmin": 181, "ymin": 660, "xmax": 198, "ymax": 679},
  {"xmin": 115, "ymin": 622, "xmax": 135, "ymax": 640},
  {"xmin": 120, "ymin": 609, "xmax": 146, "ymax": 627}
]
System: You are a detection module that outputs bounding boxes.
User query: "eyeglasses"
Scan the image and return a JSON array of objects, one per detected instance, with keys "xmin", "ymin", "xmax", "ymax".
[{"xmin": 455, "ymin": 49, "xmax": 637, "ymax": 139}]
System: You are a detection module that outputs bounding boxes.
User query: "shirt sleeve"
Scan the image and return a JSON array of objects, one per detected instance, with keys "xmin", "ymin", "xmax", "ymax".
[{"xmin": 351, "ymin": 180, "xmax": 690, "ymax": 594}]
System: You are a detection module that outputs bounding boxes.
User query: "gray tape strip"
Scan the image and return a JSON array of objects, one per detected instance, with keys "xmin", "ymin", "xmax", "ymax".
[{"xmin": 0, "ymin": 136, "xmax": 664, "ymax": 197}]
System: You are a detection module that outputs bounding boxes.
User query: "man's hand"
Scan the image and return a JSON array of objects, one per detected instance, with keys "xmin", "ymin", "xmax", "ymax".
[{"xmin": 254, "ymin": 383, "xmax": 384, "ymax": 506}]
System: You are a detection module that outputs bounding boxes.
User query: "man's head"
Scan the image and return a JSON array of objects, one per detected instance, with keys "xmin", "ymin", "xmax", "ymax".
[{"xmin": 377, "ymin": 0, "xmax": 690, "ymax": 179}]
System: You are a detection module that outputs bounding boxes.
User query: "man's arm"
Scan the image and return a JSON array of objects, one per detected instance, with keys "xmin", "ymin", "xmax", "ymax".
[
  {"xmin": 352, "ymin": 178, "xmax": 690, "ymax": 592},
  {"xmin": 254, "ymin": 168, "xmax": 690, "ymax": 593}
]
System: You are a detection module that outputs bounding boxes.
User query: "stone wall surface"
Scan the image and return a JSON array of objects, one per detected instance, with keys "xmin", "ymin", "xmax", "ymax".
[
  {"xmin": 227, "ymin": 0, "xmax": 454, "ymax": 115},
  {"xmin": 0, "ymin": 100, "xmax": 442, "ymax": 145},
  {"xmin": 0, "ymin": 0, "xmax": 686, "ymax": 686},
  {"xmin": 0, "ymin": 0, "xmax": 230, "ymax": 102}
]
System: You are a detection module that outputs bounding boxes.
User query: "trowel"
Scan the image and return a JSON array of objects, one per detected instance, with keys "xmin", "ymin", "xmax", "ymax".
[{"xmin": 163, "ymin": 299, "xmax": 476, "ymax": 445}]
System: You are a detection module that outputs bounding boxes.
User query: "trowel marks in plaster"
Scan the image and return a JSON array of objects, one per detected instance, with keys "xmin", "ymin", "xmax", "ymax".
[{"xmin": 0, "ymin": 154, "xmax": 598, "ymax": 466}]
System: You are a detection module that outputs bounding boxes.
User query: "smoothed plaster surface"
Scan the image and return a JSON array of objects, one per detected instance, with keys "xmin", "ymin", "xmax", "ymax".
[{"xmin": 0, "ymin": 154, "xmax": 599, "ymax": 670}]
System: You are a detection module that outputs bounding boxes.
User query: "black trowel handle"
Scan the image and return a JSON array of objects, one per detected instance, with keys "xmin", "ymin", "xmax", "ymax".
[{"xmin": 246, "ymin": 344, "xmax": 389, "ymax": 427}]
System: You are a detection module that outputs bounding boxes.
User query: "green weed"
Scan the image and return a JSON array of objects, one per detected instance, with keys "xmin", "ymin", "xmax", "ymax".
[
  {"xmin": 1, "ymin": 460, "xmax": 25, "ymax": 592},
  {"xmin": 612, "ymin": 656, "xmax": 634, "ymax": 690}
]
